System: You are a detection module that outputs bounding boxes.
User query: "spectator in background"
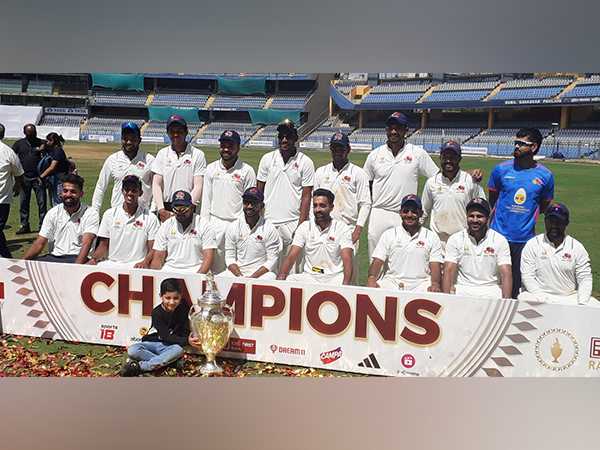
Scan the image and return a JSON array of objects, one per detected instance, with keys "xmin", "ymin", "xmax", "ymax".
[
  {"xmin": 38, "ymin": 132, "xmax": 69, "ymax": 207},
  {"xmin": 152, "ymin": 115, "xmax": 206, "ymax": 223},
  {"xmin": 12, "ymin": 123, "xmax": 46, "ymax": 234},
  {"xmin": 92, "ymin": 122, "xmax": 155, "ymax": 214},
  {"xmin": 0, "ymin": 123, "xmax": 24, "ymax": 257},
  {"xmin": 488, "ymin": 127, "xmax": 554, "ymax": 298}
]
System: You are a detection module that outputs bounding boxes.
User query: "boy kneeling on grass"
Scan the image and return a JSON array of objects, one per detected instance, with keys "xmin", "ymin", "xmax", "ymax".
[{"xmin": 120, "ymin": 278, "xmax": 201, "ymax": 376}]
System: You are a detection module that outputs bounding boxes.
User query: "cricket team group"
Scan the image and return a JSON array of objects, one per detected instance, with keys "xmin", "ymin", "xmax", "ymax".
[{"xmin": 0, "ymin": 111, "xmax": 595, "ymax": 375}]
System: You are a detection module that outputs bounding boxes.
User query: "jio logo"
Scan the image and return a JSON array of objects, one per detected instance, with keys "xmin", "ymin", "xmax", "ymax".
[{"xmin": 401, "ymin": 354, "xmax": 416, "ymax": 368}]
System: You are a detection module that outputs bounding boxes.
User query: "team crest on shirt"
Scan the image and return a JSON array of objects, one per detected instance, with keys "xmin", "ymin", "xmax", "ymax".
[
  {"xmin": 256, "ymin": 235, "xmax": 263, "ymax": 241},
  {"xmin": 328, "ymin": 236, "xmax": 336, "ymax": 241},
  {"xmin": 457, "ymin": 185, "xmax": 465, "ymax": 192},
  {"xmin": 343, "ymin": 175, "xmax": 351, "ymax": 182},
  {"xmin": 137, "ymin": 161, "xmax": 145, "ymax": 169},
  {"xmin": 562, "ymin": 253, "xmax": 572, "ymax": 261},
  {"xmin": 232, "ymin": 173, "xmax": 242, "ymax": 182},
  {"xmin": 416, "ymin": 240, "xmax": 425, "ymax": 248},
  {"xmin": 514, "ymin": 187, "xmax": 527, "ymax": 205},
  {"xmin": 293, "ymin": 162, "xmax": 299, "ymax": 169},
  {"xmin": 532, "ymin": 177, "xmax": 544, "ymax": 186},
  {"xmin": 184, "ymin": 159, "xmax": 192, "ymax": 165},
  {"xmin": 484, "ymin": 247, "xmax": 495, "ymax": 255},
  {"xmin": 190, "ymin": 229, "xmax": 198, "ymax": 236},
  {"xmin": 133, "ymin": 220, "xmax": 144, "ymax": 228},
  {"xmin": 404, "ymin": 155, "xmax": 413, "ymax": 163}
]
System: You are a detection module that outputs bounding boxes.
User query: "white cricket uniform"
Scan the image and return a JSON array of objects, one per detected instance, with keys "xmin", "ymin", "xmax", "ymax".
[
  {"xmin": 421, "ymin": 170, "xmax": 482, "ymax": 244},
  {"xmin": 39, "ymin": 203, "xmax": 99, "ymax": 257},
  {"xmin": 0, "ymin": 141, "xmax": 24, "ymax": 204},
  {"xmin": 445, "ymin": 228, "xmax": 512, "ymax": 299},
  {"xmin": 97, "ymin": 205, "xmax": 160, "ymax": 268},
  {"xmin": 257, "ymin": 149, "xmax": 315, "ymax": 271},
  {"xmin": 286, "ymin": 219, "xmax": 353, "ymax": 286},
  {"xmin": 201, "ymin": 158, "xmax": 256, "ymax": 272},
  {"xmin": 221, "ymin": 215, "xmax": 281, "ymax": 280},
  {"xmin": 363, "ymin": 143, "xmax": 439, "ymax": 258},
  {"xmin": 151, "ymin": 144, "xmax": 206, "ymax": 204},
  {"xmin": 91, "ymin": 150, "xmax": 155, "ymax": 212},
  {"xmin": 372, "ymin": 226, "xmax": 443, "ymax": 292},
  {"xmin": 314, "ymin": 161, "xmax": 371, "ymax": 281},
  {"xmin": 153, "ymin": 214, "xmax": 217, "ymax": 273},
  {"xmin": 518, "ymin": 234, "xmax": 596, "ymax": 306}
]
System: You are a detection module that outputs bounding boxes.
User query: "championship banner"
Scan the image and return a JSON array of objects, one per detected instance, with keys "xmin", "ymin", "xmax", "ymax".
[
  {"xmin": 300, "ymin": 141, "xmax": 324, "ymax": 149},
  {"xmin": 1, "ymin": 259, "xmax": 599, "ymax": 377}
]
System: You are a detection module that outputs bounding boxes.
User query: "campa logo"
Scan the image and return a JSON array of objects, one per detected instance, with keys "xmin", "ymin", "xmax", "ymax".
[{"xmin": 320, "ymin": 347, "xmax": 342, "ymax": 364}]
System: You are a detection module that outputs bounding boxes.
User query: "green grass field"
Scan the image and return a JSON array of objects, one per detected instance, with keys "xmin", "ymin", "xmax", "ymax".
[{"xmin": 3, "ymin": 140, "xmax": 600, "ymax": 294}]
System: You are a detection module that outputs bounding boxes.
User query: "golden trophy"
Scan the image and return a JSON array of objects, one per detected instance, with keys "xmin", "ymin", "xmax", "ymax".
[{"xmin": 189, "ymin": 272, "xmax": 234, "ymax": 375}]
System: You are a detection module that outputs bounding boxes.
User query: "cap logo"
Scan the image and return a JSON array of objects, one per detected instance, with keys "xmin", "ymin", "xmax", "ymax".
[
  {"xmin": 175, "ymin": 192, "xmax": 185, "ymax": 200},
  {"xmin": 225, "ymin": 130, "xmax": 233, "ymax": 136}
]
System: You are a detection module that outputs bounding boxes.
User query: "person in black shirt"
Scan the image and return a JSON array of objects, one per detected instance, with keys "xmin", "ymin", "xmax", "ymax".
[
  {"xmin": 39, "ymin": 132, "xmax": 69, "ymax": 207},
  {"xmin": 12, "ymin": 123, "xmax": 47, "ymax": 234},
  {"xmin": 120, "ymin": 278, "xmax": 200, "ymax": 376}
]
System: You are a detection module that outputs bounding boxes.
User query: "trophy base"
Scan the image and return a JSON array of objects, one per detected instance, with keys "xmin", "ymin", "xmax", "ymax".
[{"xmin": 199, "ymin": 359, "xmax": 223, "ymax": 376}]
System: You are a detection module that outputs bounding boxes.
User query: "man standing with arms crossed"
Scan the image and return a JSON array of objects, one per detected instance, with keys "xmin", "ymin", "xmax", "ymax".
[
  {"xmin": 257, "ymin": 119, "xmax": 315, "ymax": 272},
  {"xmin": 201, "ymin": 130, "xmax": 256, "ymax": 272},
  {"xmin": 363, "ymin": 112, "xmax": 439, "ymax": 259},
  {"xmin": 92, "ymin": 122, "xmax": 155, "ymax": 213},
  {"xmin": 152, "ymin": 115, "xmax": 206, "ymax": 222},
  {"xmin": 314, "ymin": 131, "xmax": 371, "ymax": 282},
  {"xmin": 488, "ymin": 127, "xmax": 554, "ymax": 298},
  {"xmin": 0, "ymin": 123, "xmax": 24, "ymax": 257}
]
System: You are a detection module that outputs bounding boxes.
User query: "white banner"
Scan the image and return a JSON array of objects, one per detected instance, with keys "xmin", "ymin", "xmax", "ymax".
[
  {"xmin": 86, "ymin": 134, "xmax": 115, "ymax": 142},
  {"xmin": 300, "ymin": 141, "xmax": 324, "ymax": 149},
  {"xmin": 461, "ymin": 145, "xmax": 488, "ymax": 156},
  {"xmin": 247, "ymin": 140, "xmax": 275, "ymax": 148},
  {"xmin": 36, "ymin": 126, "xmax": 81, "ymax": 142},
  {"xmin": 196, "ymin": 138, "xmax": 219, "ymax": 145},
  {"xmin": 350, "ymin": 143, "xmax": 373, "ymax": 151},
  {"xmin": 1, "ymin": 259, "xmax": 599, "ymax": 377},
  {"xmin": 141, "ymin": 136, "xmax": 167, "ymax": 143}
]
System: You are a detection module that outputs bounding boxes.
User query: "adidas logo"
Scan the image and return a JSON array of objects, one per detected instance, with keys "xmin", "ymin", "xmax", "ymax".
[{"xmin": 358, "ymin": 353, "xmax": 380, "ymax": 369}]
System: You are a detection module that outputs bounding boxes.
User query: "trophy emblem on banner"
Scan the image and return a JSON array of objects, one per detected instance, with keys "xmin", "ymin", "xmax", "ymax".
[{"xmin": 189, "ymin": 272, "xmax": 234, "ymax": 375}]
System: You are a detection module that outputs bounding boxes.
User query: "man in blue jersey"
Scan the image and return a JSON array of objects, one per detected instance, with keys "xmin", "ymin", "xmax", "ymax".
[{"xmin": 488, "ymin": 127, "xmax": 554, "ymax": 298}]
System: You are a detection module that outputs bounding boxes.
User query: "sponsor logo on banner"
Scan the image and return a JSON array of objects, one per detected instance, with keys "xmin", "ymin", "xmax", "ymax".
[
  {"xmin": 100, "ymin": 324, "xmax": 117, "ymax": 340},
  {"xmin": 535, "ymin": 328, "xmax": 579, "ymax": 372},
  {"xmin": 401, "ymin": 354, "xmax": 416, "ymax": 368},
  {"xmin": 358, "ymin": 353, "xmax": 380, "ymax": 369},
  {"xmin": 270, "ymin": 344, "xmax": 306, "ymax": 356},
  {"xmin": 224, "ymin": 337, "xmax": 256, "ymax": 354},
  {"xmin": 320, "ymin": 347, "xmax": 342, "ymax": 364}
]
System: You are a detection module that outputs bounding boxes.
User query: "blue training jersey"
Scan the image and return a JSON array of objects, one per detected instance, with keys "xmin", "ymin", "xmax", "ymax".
[{"xmin": 488, "ymin": 160, "xmax": 554, "ymax": 243}]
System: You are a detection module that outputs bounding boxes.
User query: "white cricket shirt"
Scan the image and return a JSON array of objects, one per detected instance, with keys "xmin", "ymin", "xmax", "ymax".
[
  {"xmin": 363, "ymin": 143, "xmax": 439, "ymax": 211},
  {"xmin": 256, "ymin": 150, "xmax": 315, "ymax": 224},
  {"xmin": 0, "ymin": 141, "xmax": 24, "ymax": 204},
  {"xmin": 201, "ymin": 158, "xmax": 256, "ymax": 221},
  {"xmin": 153, "ymin": 214, "xmax": 217, "ymax": 270},
  {"xmin": 521, "ymin": 233, "xmax": 593, "ymax": 303},
  {"xmin": 151, "ymin": 144, "xmax": 206, "ymax": 202},
  {"xmin": 97, "ymin": 205, "xmax": 160, "ymax": 264},
  {"xmin": 224, "ymin": 216, "xmax": 282, "ymax": 273},
  {"xmin": 39, "ymin": 203, "xmax": 99, "ymax": 256},
  {"xmin": 91, "ymin": 150, "xmax": 155, "ymax": 211},
  {"xmin": 314, "ymin": 162, "xmax": 371, "ymax": 227},
  {"xmin": 445, "ymin": 228, "xmax": 512, "ymax": 287},
  {"xmin": 372, "ymin": 225, "xmax": 443, "ymax": 285},
  {"xmin": 421, "ymin": 170, "xmax": 482, "ymax": 240},
  {"xmin": 292, "ymin": 219, "xmax": 353, "ymax": 275}
]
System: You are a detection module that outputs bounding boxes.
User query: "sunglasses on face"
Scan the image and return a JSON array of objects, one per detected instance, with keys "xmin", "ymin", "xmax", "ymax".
[{"xmin": 514, "ymin": 140, "xmax": 535, "ymax": 147}]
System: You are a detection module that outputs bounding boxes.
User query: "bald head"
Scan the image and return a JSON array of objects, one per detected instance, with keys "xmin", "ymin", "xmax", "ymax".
[{"xmin": 23, "ymin": 124, "xmax": 37, "ymax": 140}]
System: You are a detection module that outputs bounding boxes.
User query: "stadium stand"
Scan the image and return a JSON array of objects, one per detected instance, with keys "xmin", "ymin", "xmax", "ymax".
[
  {"xmin": 269, "ymin": 94, "xmax": 310, "ymax": 109},
  {"xmin": 151, "ymin": 92, "xmax": 210, "ymax": 107},
  {"xmin": 490, "ymin": 87, "xmax": 565, "ymax": 101},
  {"xmin": 39, "ymin": 114, "xmax": 85, "ymax": 128},
  {"xmin": 92, "ymin": 90, "xmax": 149, "ymax": 106},
  {"xmin": 84, "ymin": 117, "xmax": 145, "ymax": 136},
  {"xmin": 248, "ymin": 125, "xmax": 278, "ymax": 146},
  {"xmin": 210, "ymin": 95, "xmax": 266, "ymax": 110},
  {"xmin": 348, "ymin": 128, "xmax": 390, "ymax": 148},
  {"xmin": 0, "ymin": 78, "xmax": 22, "ymax": 94},
  {"xmin": 408, "ymin": 127, "xmax": 482, "ymax": 152},
  {"xmin": 562, "ymin": 76, "xmax": 600, "ymax": 99},
  {"xmin": 26, "ymin": 80, "xmax": 54, "ymax": 95},
  {"xmin": 466, "ymin": 128, "xmax": 552, "ymax": 156},
  {"xmin": 143, "ymin": 120, "xmax": 203, "ymax": 141},
  {"xmin": 434, "ymin": 80, "xmax": 499, "ymax": 91},
  {"xmin": 302, "ymin": 125, "xmax": 354, "ymax": 145},
  {"xmin": 547, "ymin": 129, "xmax": 600, "ymax": 158},
  {"xmin": 197, "ymin": 121, "xmax": 260, "ymax": 144},
  {"xmin": 425, "ymin": 90, "xmax": 491, "ymax": 102}
]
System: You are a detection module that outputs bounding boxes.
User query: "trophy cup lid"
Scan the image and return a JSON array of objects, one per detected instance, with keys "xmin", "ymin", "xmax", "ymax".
[{"xmin": 199, "ymin": 271, "xmax": 224, "ymax": 306}]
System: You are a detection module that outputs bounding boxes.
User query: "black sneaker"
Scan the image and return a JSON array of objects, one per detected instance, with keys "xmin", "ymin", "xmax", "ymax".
[
  {"xmin": 15, "ymin": 225, "xmax": 31, "ymax": 235},
  {"xmin": 119, "ymin": 360, "xmax": 141, "ymax": 377}
]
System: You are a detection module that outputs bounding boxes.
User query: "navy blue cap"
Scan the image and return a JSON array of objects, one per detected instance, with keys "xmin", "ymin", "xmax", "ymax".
[
  {"xmin": 171, "ymin": 190, "xmax": 193, "ymax": 207},
  {"xmin": 330, "ymin": 131, "xmax": 350, "ymax": 147},
  {"xmin": 166, "ymin": 115, "xmax": 187, "ymax": 131},
  {"xmin": 121, "ymin": 121, "xmax": 140, "ymax": 136},
  {"xmin": 242, "ymin": 187, "xmax": 264, "ymax": 203},
  {"xmin": 277, "ymin": 119, "xmax": 297, "ymax": 135},
  {"xmin": 441, "ymin": 140, "xmax": 461, "ymax": 156},
  {"xmin": 386, "ymin": 112, "xmax": 410, "ymax": 127},
  {"xmin": 401, "ymin": 194, "xmax": 422, "ymax": 210},
  {"xmin": 466, "ymin": 197, "xmax": 491, "ymax": 216},
  {"xmin": 219, "ymin": 129, "xmax": 241, "ymax": 146},
  {"xmin": 545, "ymin": 202, "xmax": 569, "ymax": 223}
]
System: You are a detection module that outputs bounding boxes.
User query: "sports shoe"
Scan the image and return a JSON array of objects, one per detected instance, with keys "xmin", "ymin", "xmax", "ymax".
[{"xmin": 119, "ymin": 359, "xmax": 141, "ymax": 377}]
